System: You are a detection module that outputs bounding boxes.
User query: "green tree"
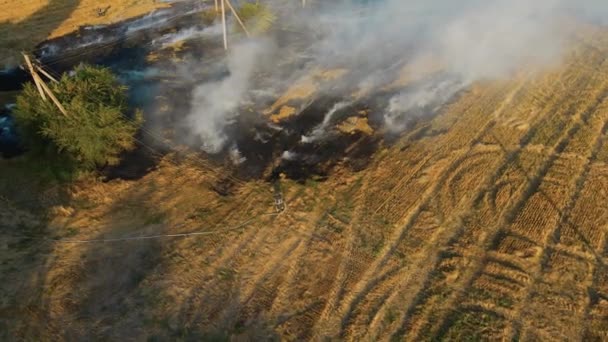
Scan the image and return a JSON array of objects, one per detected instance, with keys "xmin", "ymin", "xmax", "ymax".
[{"xmin": 14, "ymin": 64, "xmax": 143, "ymax": 170}]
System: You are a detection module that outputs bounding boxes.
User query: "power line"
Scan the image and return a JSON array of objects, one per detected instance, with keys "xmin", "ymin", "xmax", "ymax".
[{"xmin": 51, "ymin": 212, "xmax": 279, "ymax": 244}]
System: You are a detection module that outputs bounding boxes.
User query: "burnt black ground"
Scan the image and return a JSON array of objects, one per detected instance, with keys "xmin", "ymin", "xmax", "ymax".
[{"xmin": 1, "ymin": 1, "xmax": 460, "ymax": 184}]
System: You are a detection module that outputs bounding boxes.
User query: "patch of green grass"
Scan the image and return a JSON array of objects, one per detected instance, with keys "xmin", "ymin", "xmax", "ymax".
[
  {"xmin": 189, "ymin": 207, "xmax": 212, "ymax": 221},
  {"xmin": 72, "ymin": 197, "xmax": 97, "ymax": 210},
  {"xmin": 0, "ymin": 154, "xmax": 78, "ymax": 191},
  {"xmin": 144, "ymin": 212, "xmax": 166, "ymax": 225},
  {"xmin": 497, "ymin": 296, "xmax": 514, "ymax": 309},
  {"xmin": 324, "ymin": 215, "xmax": 344, "ymax": 234},
  {"xmin": 234, "ymin": 320, "xmax": 247, "ymax": 334},
  {"xmin": 329, "ymin": 203, "xmax": 354, "ymax": 223},
  {"xmin": 294, "ymin": 216, "xmax": 309, "ymax": 223},
  {"xmin": 305, "ymin": 178, "xmax": 321, "ymax": 189},
  {"xmin": 199, "ymin": 331, "xmax": 230, "ymax": 342},
  {"xmin": 442, "ymin": 310, "xmax": 503, "ymax": 341},
  {"xmin": 468, "ymin": 287, "xmax": 513, "ymax": 309},
  {"xmin": 372, "ymin": 239, "xmax": 385, "ymax": 256},
  {"xmin": 468, "ymin": 287, "xmax": 493, "ymax": 302},
  {"xmin": 217, "ymin": 267, "xmax": 236, "ymax": 281},
  {"xmin": 235, "ymin": 2, "xmax": 276, "ymax": 35},
  {"xmin": 385, "ymin": 307, "xmax": 397, "ymax": 324},
  {"xmin": 63, "ymin": 227, "xmax": 78, "ymax": 237}
]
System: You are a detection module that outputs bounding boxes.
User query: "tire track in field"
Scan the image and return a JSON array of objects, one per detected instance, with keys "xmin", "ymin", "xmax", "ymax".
[
  {"xmin": 337, "ymin": 145, "xmax": 492, "ymax": 337},
  {"xmin": 312, "ymin": 172, "xmax": 378, "ymax": 339},
  {"xmin": 382, "ymin": 90, "xmax": 565, "ymax": 341},
  {"xmin": 510, "ymin": 114, "xmax": 608, "ymax": 340},
  {"xmin": 176, "ymin": 187, "xmax": 285, "ymax": 323},
  {"xmin": 389, "ymin": 67, "xmax": 604, "ymax": 340},
  {"xmin": 322, "ymin": 146, "xmax": 444, "ymax": 339},
  {"xmin": 231, "ymin": 237, "xmax": 303, "ymax": 322},
  {"xmin": 366, "ymin": 77, "xmax": 580, "ymax": 337},
  {"xmin": 374, "ymin": 83, "xmax": 514, "ymax": 222},
  {"xmin": 579, "ymin": 231, "xmax": 608, "ymax": 340},
  {"xmin": 430, "ymin": 82, "xmax": 608, "ymax": 341},
  {"xmin": 226, "ymin": 183, "xmax": 342, "ymax": 326},
  {"xmin": 190, "ymin": 186, "xmax": 268, "ymax": 268},
  {"xmin": 265, "ymin": 193, "xmax": 341, "ymax": 338},
  {"xmin": 350, "ymin": 80, "xmax": 543, "ymax": 340},
  {"xmin": 346, "ymin": 150, "xmax": 500, "ymax": 340},
  {"xmin": 333, "ymin": 79, "xmax": 528, "ymax": 339},
  {"xmin": 563, "ymin": 148, "xmax": 608, "ymax": 339}
]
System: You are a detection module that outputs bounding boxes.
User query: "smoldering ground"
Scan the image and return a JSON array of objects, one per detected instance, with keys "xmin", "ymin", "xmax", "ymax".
[
  {"xmin": 28, "ymin": 0, "xmax": 608, "ymax": 180},
  {"xmin": 171, "ymin": 0, "xmax": 608, "ymax": 180}
]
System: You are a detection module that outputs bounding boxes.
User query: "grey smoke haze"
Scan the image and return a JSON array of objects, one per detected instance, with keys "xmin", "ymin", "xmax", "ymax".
[
  {"xmin": 385, "ymin": 77, "xmax": 464, "ymax": 132},
  {"xmin": 301, "ymin": 101, "xmax": 352, "ymax": 143},
  {"xmin": 187, "ymin": 38, "xmax": 272, "ymax": 153},
  {"xmin": 186, "ymin": 0, "xmax": 608, "ymax": 153}
]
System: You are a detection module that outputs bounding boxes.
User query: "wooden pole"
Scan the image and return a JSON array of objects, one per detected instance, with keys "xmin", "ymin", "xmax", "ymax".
[
  {"xmin": 35, "ymin": 65, "xmax": 59, "ymax": 83},
  {"xmin": 38, "ymin": 77, "xmax": 69, "ymax": 117},
  {"xmin": 214, "ymin": 0, "xmax": 218, "ymax": 11},
  {"xmin": 23, "ymin": 54, "xmax": 46, "ymax": 101},
  {"xmin": 224, "ymin": 0, "xmax": 250, "ymax": 37},
  {"xmin": 22, "ymin": 53, "xmax": 68, "ymax": 117},
  {"xmin": 221, "ymin": 0, "xmax": 228, "ymax": 50},
  {"xmin": 302, "ymin": 0, "xmax": 306, "ymax": 8}
]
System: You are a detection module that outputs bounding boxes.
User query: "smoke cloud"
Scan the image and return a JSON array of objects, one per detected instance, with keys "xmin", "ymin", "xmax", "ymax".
[
  {"xmin": 187, "ymin": 38, "xmax": 272, "ymax": 153},
  {"xmin": 185, "ymin": 0, "xmax": 608, "ymax": 153},
  {"xmin": 301, "ymin": 101, "xmax": 352, "ymax": 143}
]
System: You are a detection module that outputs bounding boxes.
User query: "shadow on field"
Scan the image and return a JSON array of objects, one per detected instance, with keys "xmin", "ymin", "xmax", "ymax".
[
  {"xmin": 0, "ymin": 168, "xmax": 278, "ymax": 340},
  {"xmin": 0, "ymin": 0, "xmax": 80, "ymax": 66},
  {"xmin": 0, "ymin": 177, "xmax": 168, "ymax": 339},
  {"xmin": 0, "ymin": 158, "xmax": 73, "ymax": 339},
  {"xmin": 41, "ymin": 181, "xmax": 169, "ymax": 340}
]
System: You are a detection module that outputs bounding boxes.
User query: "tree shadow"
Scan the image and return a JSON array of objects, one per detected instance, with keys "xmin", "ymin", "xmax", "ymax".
[
  {"xmin": 0, "ymin": 163, "xmax": 280, "ymax": 340},
  {"xmin": 0, "ymin": 3, "xmax": 265, "ymax": 339},
  {"xmin": 0, "ymin": 158, "xmax": 73, "ymax": 340},
  {"xmin": 0, "ymin": 174, "xmax": 168, "ymax": 339},
  {"xmin": 39, "ymin": 180, "xmax": 169, "ymax": 340},
  {"xmin": 0, "ymin": 0, "xmax": 80, "ymax": 66}
]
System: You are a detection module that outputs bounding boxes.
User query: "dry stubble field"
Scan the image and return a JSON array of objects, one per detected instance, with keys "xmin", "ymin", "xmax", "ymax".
[{"xmin": 1, "ymin": 2, "xmax": 608, "ymax": 341}]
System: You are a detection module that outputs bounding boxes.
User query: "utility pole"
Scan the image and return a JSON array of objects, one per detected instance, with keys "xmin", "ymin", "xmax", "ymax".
[
  {"xmin": 23, "ymin": 53, "xmax": 45, "ymax": 101},
  {"xmin": 22, "ymin": 53, "xmax": 68, "ymax": 117},
  {"xmin": 218, "ymin": 0, "xmax": 251, "ymax": 51},
  {"xmin": 221, "ymin": 0, "xmax": 228, "ymax": 50},
  {"xmin": 35, "ymin": 64, "xmax": 59, "ymax": 83},
  {"xmin": 224, "ymin": 0, "xmax": 250, "ymax": 37}
]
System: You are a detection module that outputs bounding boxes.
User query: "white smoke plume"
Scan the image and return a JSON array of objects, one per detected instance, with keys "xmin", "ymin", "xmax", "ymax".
[
  {"xmin": 229, "ymin": 144, "xmax": 247, "ymax": 164},
  {"xmin": 186, "ymin": 38, "xmax": 272, "ymax": 153},
  {"xmin": 281, "ymin": 150, "xmax": 298, "ymax": 161},
  {"xmin": 185, "ymin": 0, "xmax": 608, "ymax": 151},
  {"xmin": 301, "ymin": 101, "xmax": 351, "ymax": 143},
  {"xmin": 385, "ymin": 78, "xmax": 464, "ymax": 132}
]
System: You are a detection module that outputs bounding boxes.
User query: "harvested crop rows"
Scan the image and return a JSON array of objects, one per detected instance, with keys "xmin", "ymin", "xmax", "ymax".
[
  {"xmin": 266, "ymin": 39, "xmax": 608, "ymax": 340},
  {"xmin": 5, "ymin": 26, "xmax": 608, "ymax": 342}
]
